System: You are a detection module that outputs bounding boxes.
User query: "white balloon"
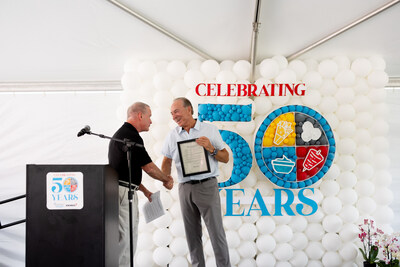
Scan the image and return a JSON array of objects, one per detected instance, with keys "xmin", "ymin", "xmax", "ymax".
[
  {"xmin": 273, "ymin": 55, "xmax": 289, "ymax": 69},
  {"xmin": 273, "ymin": 225, "xmax": 293, "ymax": 243},
  {"xmin": 373, "ymin": 170, "xmax": 392, "ymax": 187},
  {"xmin": 323, "ymin": 113, "xmax": 339, "ymax": 130},
  {"xmin": 224, "ymin": 216, "xmax": 242, "ymax": 230},
  {"xmin": 256, "ymin": 234, "xmax": 276, "ymax": 252},
  {"xmin": 238, "ymin": 258, "xmax": 256, "ymax": 267},
  {"xmin": 153, "ymin": 228, "xmax": 173, "ymax": 247},
  {"xmin": 136, "ymin": 250, "xmax": 154, "ymax": 267},
  {"xmin": 322, "ymin": 251, "xmax": 342, "ymax": 267},
  {"xmin": 233, "ymin": 60, "xmax": 251, "ymax": 80},
  {"xmin": 373, "ymin": 153, "xmax": 390, "ymax": 170},
  {"xmin": 153, "ymin": 211, "xmax": 173, "ymax": 228},
  {"xmin": 337, "ymin": 138, "xmax": 357, "ymax": 155},
  {"xmin": 367, "ymin": 70, "xmax": 389, "ymax": 88},
  {"xmin": 322, "ymin": 214, "xmax": 343, "ymax": 233},
  {"xmin": 153, "ymin": 72, "xmax": 173, "ymax": 91},
  {"xmin": 355, "ymin": 180, "xmax": 375, "ymax": 196},
  {"xmin": 333, "ymin": 56, "xmax": 351, "ymax": 70},
  {"xmin": 356, "ymin": 197, "xmax": 377, "ymax": 214},
  {"xmin": 167, "ymin": 60, "xmax": 187, "ymax": 78},
  {"xmin": 318, "ymin": 96, "xmax": 338, "ymax": 113},
  {"xmin": 288, "ymin": 59, "xmax": 307, "ymax": 79},
  {"xmin": 153, "ymin": 247, "xmax": 173, "ymax": 266},
  {"xmin": 187, "ymin": 59, "xmax": 202, "ymax": 70},
  {"xmin": 368, "ymin": 88, "xmax": 387, "ymax": 104},
  {"xmin": 121, "ymin": 72, "xmax": 142, "ymax": 91},
  {"xmin": 321, "ymin": 196, "xmax": 342, "ymax": 214},
  {"xmin": 355, "ymin": 129, "xmax": 372, "ymax": 145},
  {"xmin": 339, "ymin": 242, "xmax": 358, "ymax": 261},
  {"xmin": 156, "ymin": 60, "xmax": 168, "ymax": 71},
  {"xmin": 334, "ymin": 87, "xmax": 355, "ymax": 103},
  {"xmin": 324, "ymin": 164, "xmax": 340, "ymax": 180},
  {"xmin": 270, "ymin": 95, "xmax": 290, "ymax": 105},
  {"xmin": 339, "ymin": 205, "xmax": 359, "ymax": 223},
  {"xmin": 169, "ymin": 256, "xmax": 189, "ymax": 267},
  {"xmin": 154, "ymin": 90, "xmax": 174, "ymax": 107},
  {"xmin": 216, "ymin": 70, "xmax": 236, "ymax": 84},
  {"xmin": 337, "ymin": 121, "xmax": 356, "ymax": 138},
  {"xmin": 371, "ymin": 136, "xmax": 389, "ymax": 152},
  {"xmin": 354, "ymin": 163, "xmax": 374, "ymax": 180},
  {"xmin": 170, "ymin": 80, "xmax": 189, "ymax": 97},
  {"xmin": 318, "ymin": 59, "xmax": 338, "ymax": 78},
  {"xmin": 373, "ymin": 187, "xmax": 393, "ymax": 205},
  {"xmin": 170, "ymin": 237, "xmax": 188, "ymax": 256},
  {"xmin": 259, "ymin": 59, "xmax": 279, "ymax": 79},
  {"xmin": 237, "ymin": 241, "xmax": 257, "ymax": 258},
  {"xmin": 305, "ymin": 241, "xmax": 325, "ymax": 260},
  {"xmin": 354, "ymin": 145, "xmax": 374, "ymax": 163},
  {"xmin": 226, "ymin": 230, "xmax": 241, "ymax": 248},
  {"xmin": 169, "ymin": 220, "xmax": 185, "ymax": 237},
  {"xmin": 373, "ymin": 205, "xmax": 394, "ymax": 224},
  {"xmin": 229, "ymin": 249, "xmax": 240, "ymax": 265},
  {"xmin": 302, "ymin": 71, "xmax": 323, "ymax": 90},
  {"xmin": 239, "ymin": 223, "xmax": 258, "ymax": 241},
  {"xmin": 289, "ymin": 216, "xmax": 308, "ymax": 232},
  {"xmin": 138, "ymin": 61, "xmax": 157, "ymax": 79},
  {"xmin": 275, "ymin": 69, "xmax": 297, "ymax": 83},
  {"xmin": 337, "ymin": 188, "xmax": 358, "ymax": 205},
  {"xmin": 273, "ymin": 243, "xmax": 293, "ymax": 261},
  {"xmin": 302, "ymin": 89, "xmax": 321, "ymax": 107},
  {"xmin": 370, "ymin": 119, "xmax": 389, "ymax": 136},
  {"xmin": 353, "ymin": 112, "xmax": 373, "ymax": 129},
  {"xmin": 335, "ymin": 69, "xmax": 356, "ymax": 87},
  {"xmin": 369, "ymin": 55, "xmax": 386, "ymax": 70},
  {"xmin": 184, "ymin": 69, "xmax": 205, "ymax": 88},
  {"xmin": 220, "ymin": 60, "xmax": 235, "ymax": 71},
  {"xmin": 335, "ymin": 104, "xmax": 355, "ymax": 121},
  {"xmin": 253, "ymin": 96, "xmax": 272, "ymax": 115},
  {"xmin": 256, "ymin": 253, "xmax": 276, "ymax": 267},
  {"xmin": 137, "ymin": 232, "xmax": 155, "ymax": 250},
  {"xmin": 290, "ymin": 233, "xmax": 308, "ymax": 250},
  {"xmin": 322, "ymin": 232, "xmax": 341, "ymax": 251},
  {"xmin": 339, "ymin": 223, "xmax": 359, "ymax": 242},
  {"xmin": 290, "ymin": 250, "xmax": 308, "ymax": 266},
  {"xmin": 256, "ymin": 217, "xmax": 275, "ymax": 234},
  {"xmin": 306, "ymin": 209, "xmax": 325, "ymax": 223},
  {"xmin": 200, "ymin": 60, "xmax": 220, "ymax": 79},
  {"xmin": 351, "ymin": 58, "xmax": 372, "ymax": 77},
  {"xmin": 304, "ymin": 59, "xmax": 319, "ymax": 71},
  {"xmin": 305, "ymin": 223, "xmax": 325, "ymax": 241},
  {"xmin": 337, "ymin": 171, "xmax": 357, "ymax": 188},
  {"xmin": 320, "ymin": 79, "xmax": 337, "ymax": 96},
  {"xmin": 320, "ymin": 180, "xmax": 340, "ymax": 196},
  {"xmin": 352, "ymin": 95, "xmax": 372, "ymax": 112},
  {"xmin": 336, "ymin": 155, "xmax": 356, "ymax": 171}
]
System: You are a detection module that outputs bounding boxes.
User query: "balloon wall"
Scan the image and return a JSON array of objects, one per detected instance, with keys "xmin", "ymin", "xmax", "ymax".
[{"xmin": 119, "ymin": 56, "xmax": 391, "ymax": 267}]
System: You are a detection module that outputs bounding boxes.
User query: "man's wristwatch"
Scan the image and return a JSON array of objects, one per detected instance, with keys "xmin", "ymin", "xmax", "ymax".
[{"xmin": 210, "ymin": 148, "xmax": 218, "ymax": 156}]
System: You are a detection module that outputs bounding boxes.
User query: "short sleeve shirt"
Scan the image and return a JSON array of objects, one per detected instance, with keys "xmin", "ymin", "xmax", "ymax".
[
  {"xmin": 108, "ymin": 122, "xmax": 152, "ymax": 185},
  {"xmin": 161, "ymin": 120, "xmax": 225, "ymax": 183}
]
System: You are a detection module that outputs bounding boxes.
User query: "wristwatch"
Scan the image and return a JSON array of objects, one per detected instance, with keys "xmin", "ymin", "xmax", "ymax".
[{"xmin": 210, "ymin": 148, "xmax": 218, "ymax": 156}]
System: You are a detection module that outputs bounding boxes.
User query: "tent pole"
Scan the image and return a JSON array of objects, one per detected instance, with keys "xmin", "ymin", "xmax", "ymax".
[{"xmin": 250, "ymin": 0, "xmax": 262, "ymax": 83}]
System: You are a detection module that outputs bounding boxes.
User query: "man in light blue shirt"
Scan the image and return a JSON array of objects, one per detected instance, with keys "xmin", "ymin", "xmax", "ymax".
[{"xmin": 161, "ymin": 97, "xmax": 231, "ymax": 267}]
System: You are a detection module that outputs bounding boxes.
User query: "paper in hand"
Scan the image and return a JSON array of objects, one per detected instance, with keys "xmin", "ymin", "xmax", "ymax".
[{"xmin": 142, "ymin": 191, "xmax": 165, "ymax": 223}]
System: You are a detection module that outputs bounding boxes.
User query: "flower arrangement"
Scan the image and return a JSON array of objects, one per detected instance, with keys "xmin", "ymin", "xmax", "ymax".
[
  {"xmin": 377, "ymin": 233, "xmax": 400, "ymax": 267},
  {"xmin": 359, "ymin": 219, "xmax": 383, "ymax": 264}
]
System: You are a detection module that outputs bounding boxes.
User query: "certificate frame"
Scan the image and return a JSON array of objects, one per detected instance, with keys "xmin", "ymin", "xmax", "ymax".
[{"xmin": 177, "ymin": 138, "xmax": 211, "ymax": 177}]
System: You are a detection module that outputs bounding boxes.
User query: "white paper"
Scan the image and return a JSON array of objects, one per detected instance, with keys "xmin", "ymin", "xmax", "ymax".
[{"xmin": 142, "ymin": 191, "xmax": 165, "ymax": 223}]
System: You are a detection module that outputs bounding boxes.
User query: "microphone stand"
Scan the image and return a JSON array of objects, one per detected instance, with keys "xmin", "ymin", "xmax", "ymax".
[{"xmin": 83, "ymin": 129, "xmax": 142, "ymax": 267}]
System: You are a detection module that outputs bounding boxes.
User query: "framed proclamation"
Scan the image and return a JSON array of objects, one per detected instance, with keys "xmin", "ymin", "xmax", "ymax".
[{"xmin": 177, "ymin": 139, "xmax": 211, "ymax": 177}]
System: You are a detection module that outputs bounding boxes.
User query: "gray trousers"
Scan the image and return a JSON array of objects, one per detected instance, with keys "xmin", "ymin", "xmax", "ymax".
[
  {"xmin": 119, "ymin": 186, "xmax": 139, "ymax": 267},
  {"xmin": 179, "ymin": 178, "xmax": 231, "ymax": 267}
]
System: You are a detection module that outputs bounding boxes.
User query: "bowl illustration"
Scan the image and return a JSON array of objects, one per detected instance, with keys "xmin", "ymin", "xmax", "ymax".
[{"xmin": 271, "ymin": 155, "xmax": 295, "ymax": 174}]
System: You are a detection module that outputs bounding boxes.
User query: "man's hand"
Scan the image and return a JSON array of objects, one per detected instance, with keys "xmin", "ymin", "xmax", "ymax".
[
  {"xmin": 196, "ymin": 136, "xmax": 214, "ymax": 153},
  {"xmin": 163, "ymin": 175, "xmax": 174, "ymax": 190}
]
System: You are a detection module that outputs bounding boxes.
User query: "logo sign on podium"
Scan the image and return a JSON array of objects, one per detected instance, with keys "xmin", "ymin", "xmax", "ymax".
[{"xmin": 46, "ymin": 172, "xmax": 84, "ymax": 210}]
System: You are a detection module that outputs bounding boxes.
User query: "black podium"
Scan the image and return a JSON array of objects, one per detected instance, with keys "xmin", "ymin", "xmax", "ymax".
[{"xmin": 26, "ymin": 164, "xmax": 119, "ymax": 267}]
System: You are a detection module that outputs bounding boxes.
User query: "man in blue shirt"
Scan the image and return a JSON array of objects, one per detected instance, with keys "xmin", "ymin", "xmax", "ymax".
[{"xmin": 161, "ymin": 97, "xmax": 231, "ymax": 267}]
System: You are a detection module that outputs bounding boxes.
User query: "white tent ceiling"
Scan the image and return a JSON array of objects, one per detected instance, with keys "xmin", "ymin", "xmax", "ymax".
[{"xmin": 1, "ymin": 0, "xmax": 399, "ymax": 83}]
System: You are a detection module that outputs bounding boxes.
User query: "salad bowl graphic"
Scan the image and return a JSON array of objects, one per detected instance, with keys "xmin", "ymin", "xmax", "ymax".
[{"xmin": 271, "ymin": 155, "xmax": 295, "ymax": 174}]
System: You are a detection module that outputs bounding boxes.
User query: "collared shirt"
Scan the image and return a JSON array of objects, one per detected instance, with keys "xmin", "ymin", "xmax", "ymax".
[
  {"xmin": 162, "ymin": 120, "xmax": 225, "ymax": 183},
  {"xmin": 108, "ymin": 122, "xmax": 152, "ymax": 185}
]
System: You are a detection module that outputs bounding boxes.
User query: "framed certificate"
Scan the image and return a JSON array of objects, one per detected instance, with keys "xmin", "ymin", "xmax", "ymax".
[{"xmin": 177, "ymin": 139, "xmax": 211, "ymax": 177}]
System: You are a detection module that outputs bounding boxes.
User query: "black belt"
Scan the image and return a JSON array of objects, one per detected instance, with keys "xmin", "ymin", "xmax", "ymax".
[
  {"xmin": 119, "ymin": 180, "xmax": 139, "ymax": 191},
  {"xmin": 184, "ymin": 177, "xmax": 215, "ymax": 185}
]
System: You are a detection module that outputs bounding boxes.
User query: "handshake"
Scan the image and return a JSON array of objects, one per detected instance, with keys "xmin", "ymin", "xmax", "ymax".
[{"xmin": 163, "ymin": 175, "xmax": 174, "ymax": 190}]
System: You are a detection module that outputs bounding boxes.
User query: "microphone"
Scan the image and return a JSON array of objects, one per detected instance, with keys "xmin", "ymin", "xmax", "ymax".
[{"xmin": 77, "ymin": 125, "xmax": 91, "ymax": 137}]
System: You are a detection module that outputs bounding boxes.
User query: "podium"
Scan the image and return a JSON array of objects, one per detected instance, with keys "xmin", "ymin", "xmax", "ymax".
[{"xmin": 26, "ymin": 165, "xmax": 119, "ymax": 267}]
